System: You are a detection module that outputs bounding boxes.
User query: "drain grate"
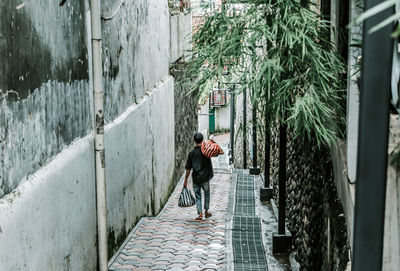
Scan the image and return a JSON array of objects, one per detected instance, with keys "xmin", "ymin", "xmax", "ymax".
[
  {"xmin": 232, "ymin": 173, "xmax": 268, "ymax": 270},
  {"xmin": 235, "ymin": 175, "xmax": 255, "ymax": 216},
  {"xmin": 232, "ymin": 216, "xmax": 267, "ymax": 270},
  {"xmin": 236, "ymin": 183, "xmax": 254, "ymax": 190},
  {"xmin": 233, "ymin": 216, "xmax": 261, "ymax": 232}
]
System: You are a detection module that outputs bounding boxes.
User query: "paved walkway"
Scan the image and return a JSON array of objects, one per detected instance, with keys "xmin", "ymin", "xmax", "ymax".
[
  {"xmin": 109, "ymin": 134, "xmax": 232, "ymax": 271},
  {"xmin": 108, "ymin": 133, "xmax": 293, "ymax": 271}
]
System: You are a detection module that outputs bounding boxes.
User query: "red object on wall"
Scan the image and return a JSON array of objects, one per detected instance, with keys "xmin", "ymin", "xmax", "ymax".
[{"xmin": 209, "ymin": 89, "xmax": 226, "ymax": 107}]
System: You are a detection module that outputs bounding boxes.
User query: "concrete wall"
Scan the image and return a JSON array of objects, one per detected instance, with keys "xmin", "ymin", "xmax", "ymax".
[
  {"xmin": 101, "ymin": 0, "xmax": 170, "ymax": 121},
  {"xmin": 346, "ymin": 0, "xmax": 363, "ymax": 183},
  {"xmin": 0, "ymin": 0, "xmax": 194, "ymax": 270},
  {"xmin": 0, "ymin": 136, "xmax": 97, "ymax": 271},
  {"xmin": 215, "ymin": 105, "xmax": 230, "ymax": 131},
  {"xmin": 105, "ymin": 77, "xmax": 176, "ymax": 253},
  {"xmin": 0, "ymin": 0, "xmax": 92, "ymax": 198},
  {"xmin": 198, "ymin": 101, "xmax": 210, "ymax": 134}
]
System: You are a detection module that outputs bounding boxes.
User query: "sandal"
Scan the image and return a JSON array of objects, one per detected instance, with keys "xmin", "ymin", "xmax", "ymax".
[
  {"xmin": 205, "ymin": 211, "xmax": 212, "ymax": 218},
  {"xmin": 195, "ymin": 213, "xmax": 203, "ymax": 220}
]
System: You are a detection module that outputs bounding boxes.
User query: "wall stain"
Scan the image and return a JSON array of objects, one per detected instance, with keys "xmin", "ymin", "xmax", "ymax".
[{"xmin": 0, "ymin": 1, "xmax": 88, "ymax": 100}]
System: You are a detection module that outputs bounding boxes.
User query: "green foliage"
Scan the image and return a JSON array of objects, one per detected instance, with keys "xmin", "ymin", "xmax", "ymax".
[{"xmin": 182, "ymin": 0, "xmax": 346, "ymax": 147}]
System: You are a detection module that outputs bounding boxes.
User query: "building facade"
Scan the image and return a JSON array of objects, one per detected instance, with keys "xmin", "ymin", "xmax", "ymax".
[{"xmin": 0, "ymin": 1, "xmax": 195, "ymax": 270}]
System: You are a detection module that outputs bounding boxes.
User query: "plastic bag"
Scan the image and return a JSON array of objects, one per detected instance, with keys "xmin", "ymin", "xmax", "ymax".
[{"xmin": 178, "ymin": 186, "xmax": 196, "ymax": 207}]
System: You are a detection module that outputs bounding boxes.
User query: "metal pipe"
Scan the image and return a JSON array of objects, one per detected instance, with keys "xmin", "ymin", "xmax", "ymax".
[
  {"xmin": 230, "ymin": 87, "xmax": 235, "ymax": 164},
  {"xmin": 243, "ymin": 88, "xmax": 247, "ymax": 169},
  {"xmin": 252, "ymin": 95, "xmax": 257, "ymax": 168},
  {"xmin": 352, "ymin": 0, "xmax": 393, "ymax": 269},
  {"xmin": 90, "ymin": 0, "xmax": 108, "ymax": 270},
  {"xmin": 278, "ymin": 123, "xmax": 287, "ymax": 235},
  {"xmin": 264, "ymin": 101, "xmax": 270, "ymax": 187}
]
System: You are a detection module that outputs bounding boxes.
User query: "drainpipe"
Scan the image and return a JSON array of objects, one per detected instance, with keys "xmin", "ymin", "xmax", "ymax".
[
  {"xmin": 243, "ymin": 88, "xmax": 247, "ymax": 169},
  {"xmin": 259, "ymin": 97, "xmax": 273, "ymax": 202},
  {"xmin": 264, "ymin": 101, "xmax": 270, "ymax": 186},
  {"xmin": 278, "ymin": 123, "xmax": 287, "ymax": 235},
  {"xmin": 272, "ymin": 122, "xmax": 292, "ymax": 255},
  {"xmin": 250, "ymin": 88, "xmax": 260, "ymax": 175},
  {"xmin": 229, "ymin": 86, "xmax": 235, "ymax": 164},
  {"xmin": 90, "ymin": 0, "xmax": 108, "ymax": 270}
]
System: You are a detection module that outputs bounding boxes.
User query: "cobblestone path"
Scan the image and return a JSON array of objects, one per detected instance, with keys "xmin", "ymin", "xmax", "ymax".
[{"xmin": 109, "ymin": 135, "xmax": 232, "ymax": 271}]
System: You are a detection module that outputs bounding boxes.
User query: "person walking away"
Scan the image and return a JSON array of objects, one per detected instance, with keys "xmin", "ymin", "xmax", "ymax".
[{"xmin": 183, "ymin": 132, "xmax": 223, "ymax": 220}]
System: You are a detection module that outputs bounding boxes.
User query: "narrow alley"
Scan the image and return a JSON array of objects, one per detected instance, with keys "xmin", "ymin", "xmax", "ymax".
[
  {"xmin": 1, "ymin": 1, "xmax": 400, "ymax": 271},
  {"xmin": 108, "ymin": 134, "xmax": 292, "ymax": 271}
]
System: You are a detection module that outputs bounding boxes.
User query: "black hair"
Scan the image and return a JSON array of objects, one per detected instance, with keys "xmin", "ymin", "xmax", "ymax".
[{"xmin": 193, "ymin": 132, "xmax": 203, "ymax": 144}]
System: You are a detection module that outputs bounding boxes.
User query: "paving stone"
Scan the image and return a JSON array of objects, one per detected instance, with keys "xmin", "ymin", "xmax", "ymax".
[
  {"xmin": 184, "ymin": 266, "xmax": 203, "ymax": 271},
  {"xmin": 203, "ymin": 263, "xmax": 219, "ymax": 269},
  {"xmin": 186, "ymin": 260, "xmax": 202, "ymax": 266},
  {"xmin": 156, "ymin": 256, "xmax": 174, "ymax": 262},
  {"xmin": 157, "ymin": 252, "xmax": 175, "ymax": 258},
  {"xmin": 108, "ymin": 152, "xmax": 232, "ymax": 271},
  {"xmin": 152, "ymin": 265, "xmax": 170, "ymax": 270},
  {"xmin": 134, "ymin": 262, "xmax": 154, "ymax": 267},
  {"xmin": 140, "ymin": 254, "xmax": 158, "ymax": 259},
  {"xmin": 168, "ymin": 263, "xmax": 187, "ymax": 269},
  {"xmin": 169, "ymin": 258, "xmax": 189, "ymax": 264}
]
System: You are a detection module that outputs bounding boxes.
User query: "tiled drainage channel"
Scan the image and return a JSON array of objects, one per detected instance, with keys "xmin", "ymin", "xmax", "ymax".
[
  {"xmin": 232, "ymin": 172, "xmax": 268, "ymax": 270},
  {"xmin": 235, "ymin": 172, "xmax": 255, "ymax": 216}
]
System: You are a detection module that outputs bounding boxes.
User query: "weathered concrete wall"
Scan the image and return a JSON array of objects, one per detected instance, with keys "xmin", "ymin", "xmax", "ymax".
[
  {"xmin": 198, "ymin": 101, "xmax": 210, "ymax": 135},
  {"xmin": 215, "ymin": 105, "xmax": 230, "ymax": 131},
  {"xmin": 0, "ymin": 0, "xmax": 195, "ymax": 270},
  {"xmin": 0, "ymin": 1, "xmax": 91, "ymax": 198},
  {"xmin": 0, "ymin": 136, "xmax": 97, "ymax": 271},
  {"xmin": 0, "ymin": 1, "xmax": 88, "ymax": 98},
  {"xmin": 100, "ymin": 1, "xmax": 193, "ymax": 122},
  {"xmin": 106, "ymin": 77, "xmax": 176, "ymax": 254},
  {"xmin": 101, "ymin": 0, "xmax": 170, "ymax": 121},
  {"xmin": 170, "ymin": 14, "xmax": 192, "ymax": 63},
  {"xmin": 346, "ymin": 0, "xmax": 363, "ymax": 183}
]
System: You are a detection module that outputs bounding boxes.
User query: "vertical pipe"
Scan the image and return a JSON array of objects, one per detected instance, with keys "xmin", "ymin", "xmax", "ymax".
[
  {"xmin": 278, "ymin": 123, "xmax": 287, "ymax": 235},
  {"xmin": 252, "ymin": 101, "xmax": 257, "ymax": 168},
  {"xmin": 352, "ymin": 0, "xmax": 393, "ymax": 270},
  {"xmin": 264, "ymin": 101, "xmax": 270, "ymax": 187},
  {"xmin": 230, "ymin": 88, "xmax": 235, "ymax": 163},
  {"xmin": 243, "ymin": 88, "xmax": 247, "ymax": 169},
  {"xmin": 90, "ymin": 0, "xmax": 108, "ymax": 270}
]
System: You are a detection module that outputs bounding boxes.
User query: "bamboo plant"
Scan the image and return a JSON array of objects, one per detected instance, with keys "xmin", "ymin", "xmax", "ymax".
[{"xmin": 182, "ymin": 0, "xmax": 346, "ymax": 148}]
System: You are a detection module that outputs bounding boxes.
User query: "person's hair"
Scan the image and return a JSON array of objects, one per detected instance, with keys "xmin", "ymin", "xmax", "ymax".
[{"xmin": 193, "ymin": 132, "xmax": 203, "ymax": 144}]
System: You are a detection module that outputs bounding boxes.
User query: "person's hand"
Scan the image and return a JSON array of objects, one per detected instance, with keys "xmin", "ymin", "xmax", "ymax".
[{"xmin": 183, "ymin": 180, "xmax": 188, "ymax": 187}]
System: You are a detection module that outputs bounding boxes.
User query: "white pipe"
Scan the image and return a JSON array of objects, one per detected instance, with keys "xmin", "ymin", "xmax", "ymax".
[{"xmin": 90, "ymin": 0, "xmax": 108, "ymax": 270}]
